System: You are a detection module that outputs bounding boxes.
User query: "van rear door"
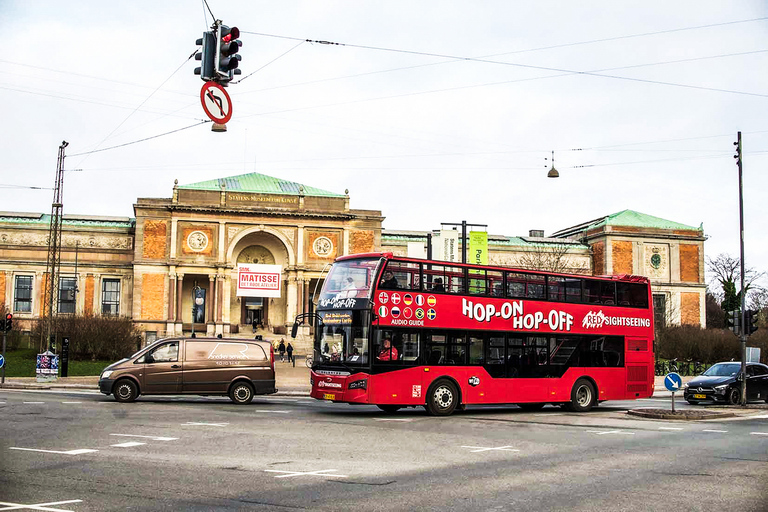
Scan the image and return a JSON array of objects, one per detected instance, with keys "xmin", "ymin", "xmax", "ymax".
[{"xmin": 182, "ymin": 340, "xmax": 269, "ymax": 394}]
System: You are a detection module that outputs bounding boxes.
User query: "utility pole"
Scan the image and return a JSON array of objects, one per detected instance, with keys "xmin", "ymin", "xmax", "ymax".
[
  {"xmin": 41, "ymin": 141, "xmax": 68, "ymax": 353},
  {"xmin": 440, "ymin": 221, "xmax": 488, "ymax": 264},
  {"xmin": 734, "ymin": 131, "xmax": 747, "ymax": 407}
]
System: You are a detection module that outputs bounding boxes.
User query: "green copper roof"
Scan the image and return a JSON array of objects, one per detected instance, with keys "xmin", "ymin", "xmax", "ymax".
[
  {"xmin": 179, "ymin": 172, "xmax": 346, "ymax": 198},
  {"xmin": 590, "ymin": 210, "xmax": 701, "ymax": 231},
  {"xmin": 0, "ymin": 212, "xmax": 134, "ymax": 228}
]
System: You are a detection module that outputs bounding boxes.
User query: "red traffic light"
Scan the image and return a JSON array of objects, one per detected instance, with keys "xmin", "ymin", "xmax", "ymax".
[{"xmin": 222, "ymin": 26, "xmax": 239, "ymax": 43}]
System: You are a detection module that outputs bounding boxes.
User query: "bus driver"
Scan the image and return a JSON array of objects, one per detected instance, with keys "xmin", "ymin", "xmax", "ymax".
[{"xmin": 377, "ymin": 338, "xmax": 398, "ymax": 361}]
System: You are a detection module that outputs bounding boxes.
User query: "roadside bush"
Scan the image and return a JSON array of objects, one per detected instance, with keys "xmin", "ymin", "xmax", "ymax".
[
  {"xmin": 31, "ymin": 315, "xmax": 141, "ymax": 361},
  {"xmin": 656, "ymin": 325, "xmax": 767, "ymax": 364}
]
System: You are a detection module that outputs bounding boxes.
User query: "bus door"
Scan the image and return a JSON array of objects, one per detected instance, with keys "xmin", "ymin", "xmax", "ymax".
[{"xmin": 625, "ymin": 337, "xmax": 652, "ymax": 398}]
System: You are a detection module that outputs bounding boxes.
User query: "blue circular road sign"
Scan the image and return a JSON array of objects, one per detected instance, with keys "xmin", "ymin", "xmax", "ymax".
[
  {"xmin": 0, "ymin": 354, "xmax": 5, "ymax": 368},
  {"xmin": 664, "ymin": 372, "xmax": 682, "ymax": 392}
]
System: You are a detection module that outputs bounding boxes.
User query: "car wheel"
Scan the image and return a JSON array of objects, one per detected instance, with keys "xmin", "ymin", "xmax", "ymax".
[
  {"xmin": 377, "ymin": 404, "xmax": 401, "ymax": 414},
  {"xmin": 727, "ymin": 387, "xmax": 741, "ymax": 405},
  {"xmin": 113, "ymin": 379, "xmax": 138, "ymax": 403},
  {"xmin": 517, "ymin": 403, "xmax": 546, "ymax": 411},
  {"xmin": 426, "ymin": 380, "xmax": 459, "ymax": 416},
  {"xmin": 565, "ymin": 379, "xmax": 596, "ymax": 412},
  {"xmin": 229, "ymin": 381, "xmax": 254, "ymax": 404}
]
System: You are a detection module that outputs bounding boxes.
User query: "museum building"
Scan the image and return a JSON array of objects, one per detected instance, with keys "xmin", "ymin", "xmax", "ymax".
[{"xmin": 0, "ymin": 172, "xmax": 706, "ymax": 353}]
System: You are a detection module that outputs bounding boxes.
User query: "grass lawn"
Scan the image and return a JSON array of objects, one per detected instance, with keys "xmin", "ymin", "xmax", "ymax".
[{"xmin": 1, "ymin": 349, "xmax": 112, "ymax": 377}]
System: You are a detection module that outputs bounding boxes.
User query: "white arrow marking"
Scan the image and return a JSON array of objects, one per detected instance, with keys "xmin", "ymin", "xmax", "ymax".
[
  {"xmin": 110, "ymin": 434, "xmax": 178, "ymax": 441},
  {"xmin": 0, "ymin": 499, "xmax": 83, "ymax": 511},
  {"xmin": 10, "ymin": 447, "xmax": 98, "ymax": 455},
  {"xmin": 265, "ymin": 469, "xmax": 347, "ymax": 478}
]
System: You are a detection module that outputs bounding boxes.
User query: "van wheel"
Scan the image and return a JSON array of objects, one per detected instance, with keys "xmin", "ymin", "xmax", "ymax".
[
  {"xmin": 229, "ymin": 382, "xmax": 254, "ymax": 404},
  {"xmin": 426, "ymin": 380, "xmax": 459, "ymax": 416},
  {"xmin": 113, "ymin": 379, "xmax": 138, "ymax": 403},
  {"xmin": 566, "ymin": 379, "xmax": 595, "ymax": 412}
]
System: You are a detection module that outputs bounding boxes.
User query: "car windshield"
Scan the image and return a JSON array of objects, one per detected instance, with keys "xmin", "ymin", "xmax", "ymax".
[
  {"xmin": 702, "ymin": 363, "xmax": 741, "ymax": 377},
  {"xmin": 318, "ymin": 258, "xmax": 381, "ymax": 302}
]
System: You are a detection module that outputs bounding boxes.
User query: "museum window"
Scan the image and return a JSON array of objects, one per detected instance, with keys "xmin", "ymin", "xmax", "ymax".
[
  {"xmin": 14, "ymin": 275, "xmax": 33, "ymax": 313},
  {"xmin": 58, "ymin": 277, "xmax": 77, "ymax": 314},
  {"xmin": 102, "ymin": 278, "xmax": 121, "ymax": 315}
]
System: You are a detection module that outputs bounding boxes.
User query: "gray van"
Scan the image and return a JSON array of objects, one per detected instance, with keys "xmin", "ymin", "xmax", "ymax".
[{"xmin": 99, "ymin": 337, "xmax": 277, "ymax": 404}]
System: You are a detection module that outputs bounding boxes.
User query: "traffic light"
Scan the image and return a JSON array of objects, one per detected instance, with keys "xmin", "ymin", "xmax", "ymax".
[
  {"xmin": 194, "ymin": 31, "xmax": 216, "ymax": 81},
  {"xmin": 725, "ymin": 309, "xmax": 740, "ymax": 335},
  {"xmin": 4, "ymin": 312, "xmax": 12, "ymax": 331},
  {"xmin": 216, "ymin": 25, "xmax": 241, "ymax": 82},
  {"xmin": 734, "ymin": 136, "xmax": 742, "ymax": 166},
  {"xmin": 745, "ymin": 309, "xmax": 759, "ymax": 335}
]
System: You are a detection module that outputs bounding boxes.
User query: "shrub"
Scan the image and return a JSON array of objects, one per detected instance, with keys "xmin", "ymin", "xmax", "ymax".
[
  {"xmin": 656, "ymin": 325, "xmax": 768, "ymax": 364},
  {"xmin": 31, "ymin": 315, "xmax": 142, "ymax": 361}
]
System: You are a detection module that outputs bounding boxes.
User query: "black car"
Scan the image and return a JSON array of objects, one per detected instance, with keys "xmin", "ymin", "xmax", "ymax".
[{"xmin": 683, "ymin": 362, "xmax": 768, "ymax": 405}]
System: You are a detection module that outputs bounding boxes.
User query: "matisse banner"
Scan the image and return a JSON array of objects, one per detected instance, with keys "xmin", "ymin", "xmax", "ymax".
[{"xmin": 237, "ymin": 264, "xmax": 282, "ymax": 298}]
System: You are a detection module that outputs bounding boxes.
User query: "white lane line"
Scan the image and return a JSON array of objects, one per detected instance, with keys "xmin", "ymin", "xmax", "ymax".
[
  {"xmin": 702, "ymin": 429, "xmax": 728, "ymax": 433},
  {"xmin": 110, "ymin": 442, "xmax": 146, "ymax": 448},
  {"xmin": 0, "ymin": 499, "xmax": 83, "ymax": 511},
  {"xmin": 110, "ymin": 434, "xmax": 178, "ymax": 441},
  {"xmin": 0, "ymin": 402, "xmax": 5, "ymax": 405},
  {"xmin": 533, "ymin": 413, "xmax": 565, "ymax": 417},
  {"xmin": 587, "ymin": 430, "xmax": 635, "ymax": 436},
  {"xmin": 264, "ymin": 469, "xmax": 347, "ymax": 478},
  {"xmin": 461, "ymin": 445, "xmax": 520, "ymax": 453},
  {"xmin": 252, "ymin": 410, "xmax": 290, "ymax": 414},
  {"xmin": 23, "ymin": 402, "xmax": 45, "ymax": 404},
  {"xmin": 658, "ymin": 427, "xmax": 684, "ymax": 431},
  {"xmin": 375, "ymin": 418, "xmax": 412, "ymax": 422},
  {"xmin": 750, "ymin": 432, "xmax": 768, "ymax": 436},
  {"xmin": 181, "ymin": 422, "xmax": 229, "ymax": 427},
  {"xmin": 10, "ymin": 447, "xmax": 98, "ymax": 455},
  {"xmin": 61, "ymin": 401, "xmax": 82, "ymax": 404},
  {"xmin": 749, "ymin": 414, "xmax": 768, "ymax": 419}
]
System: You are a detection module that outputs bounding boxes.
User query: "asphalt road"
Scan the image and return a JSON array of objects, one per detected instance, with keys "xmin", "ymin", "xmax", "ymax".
[{"xmin": 1, "ymin": 389, "xmax": 767, "ymax": 512}]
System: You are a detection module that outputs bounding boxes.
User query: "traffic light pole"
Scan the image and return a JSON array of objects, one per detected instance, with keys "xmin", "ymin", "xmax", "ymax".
[
  {"xmin": 735, "ymin": 131, "xmax": 747, "ymax": 407},
  {"xmin": 2, "ymin": 329, "xmax": 6, "ymax": 384}
]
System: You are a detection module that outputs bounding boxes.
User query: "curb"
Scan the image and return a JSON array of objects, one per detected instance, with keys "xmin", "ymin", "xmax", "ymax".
[{"xmin": 627, "ymin": 409, "xmax": 737, "ymax": 420}]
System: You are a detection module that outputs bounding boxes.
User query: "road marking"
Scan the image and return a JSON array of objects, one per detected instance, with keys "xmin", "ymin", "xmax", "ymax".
[
  {"xmin": 658, "ymin": 427, "xmax": 684, "ymax": 431},
  {"xmin": 587, "ymin": 430, "xmax": 635, "ymax": 436},
  {"xmin": 749, "ymin": 414, "xmax": 768, "ymax": 419},
  {"xmin": 23, "ymin": 402, "xmax": 44, "ymax": 404},
  {"xmin": 0, "ymin": 499, "xmax": 83, "ymax": 511},
  {"xmin": 10, "ymin": 447, "xmax": 98, "ymax": 455},
  {"xmin": 181, "ymin": 422, "xmax": 229, "ymax": 427},
  {"xmin": 265, "ymin": 469, "xmax": 347, "ymax": 478},
  {"xmin": 61, "ymin": 402, "xmax": 82, "ymax": 404},
  {"xmin": 533, "ymin": 413, "xmax": 565, "ymax": 417},
  {"xmin": 375, "ymin": 418, "xmax": 412, "ymax": 422},
  {"xmin": 461, "ymin": 445, "xmax": 520, "ymax": 453},
  {"xmin": 252, "ymin": 410, "xmax": 290, "ymax": 414},
  {"xmin": 702, "ymin": 429, "xmax": 728, "ymax": 433},
  {"xmin": 750, "ymin": 432, "xmax": 768, "ymax": 436},
  {"xmin": 110, "ymin": 442, "xmax": 146, "ymax": 448},
  {"xmin": 110, "ymin": 434, "xmax": 178, "ymax": 441}
]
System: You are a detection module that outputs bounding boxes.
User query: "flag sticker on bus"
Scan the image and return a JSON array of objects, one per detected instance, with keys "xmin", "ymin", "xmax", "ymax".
[
  {"xmin": 415, "ymin": 295, "xmax": 425, "ymax": 306},
  {"xmin": 415, "ymin": 308, "xmax": 425, "ymax": 320},
  {"xmin": 378, "ymin": 292, "xmax": 389, "ymax": 304},
  {"xmin": 427, "ymin": 295, "xmax": 437, "ymax": 307},
  {"xmin": 404, "ymin": 308, "xmax": 413, "ymax": 319},
  {"xmin": 391, "ymin": 306, "xmax": 401, "ymax": 318},
  {"xmin": 404, "ymin": 294, "xmax": 413, "ymax": 305},
  {"xmin": 427, "ymin": 309, "xmax": 437, "ymax": 320},
  {"xmin": 391, "ymin": 293, "xmax": 401, "ymax": 305},
  {"xmin": 378, "ymin": 305, "xmax": 388, "ymax": 318}
]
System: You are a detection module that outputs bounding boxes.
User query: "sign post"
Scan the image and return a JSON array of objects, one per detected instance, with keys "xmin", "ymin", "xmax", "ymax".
[
  {"xmin": 664, "ymin": 372, "xmax": 683, "ymax": 413},
  {"xmin": 60, "ymin": 337, "xmax": 70, "ymax": 378}
]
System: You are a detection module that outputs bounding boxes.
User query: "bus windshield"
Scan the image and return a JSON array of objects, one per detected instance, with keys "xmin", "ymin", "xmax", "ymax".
[
  {"xmin": 318, "ymin": 257, "xmax": 382, "ymax": 302},
  {"xmin": 317, "ymin": 310, "xmax": 371, "ymax": 366}
]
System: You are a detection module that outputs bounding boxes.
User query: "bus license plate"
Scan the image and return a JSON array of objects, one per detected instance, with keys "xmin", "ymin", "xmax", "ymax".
[
  {"xmin": 693, "ymin": 394, "xmax": 707, "ymax": 399},
  {"xmin": 323, "ymin": 393, "xmax": 335, "ymax": 400}
]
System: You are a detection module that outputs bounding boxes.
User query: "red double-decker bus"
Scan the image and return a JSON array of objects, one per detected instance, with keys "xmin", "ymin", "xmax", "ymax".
[{"xmin": 296, "ymin": 253, "xmax": 654, "ymax": 415}]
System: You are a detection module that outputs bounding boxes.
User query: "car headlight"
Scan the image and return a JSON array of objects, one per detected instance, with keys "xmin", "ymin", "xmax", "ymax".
[
  {"xmin": 714, "ymin": 384, "xmax": 728, "ymax": 390},
  {"xmin": 101, "ymin": 370, "xmax": 113, "ymax": 379},
  {"xmin": 348, "ymin": 379, "xmax": 367, "ymax": 390},
  {"xmin": 683, "ymin": 383, "xmax": 690, "ymax": 389}
]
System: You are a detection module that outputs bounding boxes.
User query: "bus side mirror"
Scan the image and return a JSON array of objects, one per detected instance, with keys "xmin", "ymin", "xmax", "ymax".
[{"xmin": 291, "ymin": 322, "xmax": 299, "ymax": 339}]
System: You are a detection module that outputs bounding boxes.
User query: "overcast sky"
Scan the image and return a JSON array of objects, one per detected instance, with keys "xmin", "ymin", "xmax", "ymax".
[{"xmin": 1, "ymin": 1, "xmax": 766, "ymax": 289}]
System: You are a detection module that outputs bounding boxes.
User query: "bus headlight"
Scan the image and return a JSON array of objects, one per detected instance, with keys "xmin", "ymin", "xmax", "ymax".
[{"xmin": 348, "ymin": 379, "xmax": 367, "ymax": 390}]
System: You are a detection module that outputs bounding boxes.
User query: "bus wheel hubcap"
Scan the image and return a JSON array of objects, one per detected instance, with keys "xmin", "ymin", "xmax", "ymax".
[
  {"xmin": 434, "ymin": 386, "xmax": 453, "ymax": 408},
  {"xmin": 576, "ymin": 385, "xmax": 591, "ymax": 406}
]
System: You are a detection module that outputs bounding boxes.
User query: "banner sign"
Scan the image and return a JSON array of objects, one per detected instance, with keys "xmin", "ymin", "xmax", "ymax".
[
  {"xmin": 439, "ymin": 229, "xmax": 460, "ymax": 262},
  {"xmin": 237, "ymin": 264, "xmax": 282, "ymax": 298},
  {"xmin": 469, "ymin": 231, "xmax": 488, "ymax": 265},
  {"xmin": 407, "ymin": 241, "xmax": 426, "ymax": 259}
]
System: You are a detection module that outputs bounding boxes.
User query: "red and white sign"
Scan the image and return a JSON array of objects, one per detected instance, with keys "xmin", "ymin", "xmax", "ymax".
[
  {"xmin": 237, "ymin": 264, "xmax": 282, "ymax": 298},
  {"xmin": 200, "ymin": 81, "xmax": 233, "ymax": 124}
]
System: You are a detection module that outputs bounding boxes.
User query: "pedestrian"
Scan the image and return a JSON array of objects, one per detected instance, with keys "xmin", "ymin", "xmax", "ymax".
[
  {"xmin": 278, "ymin": 338, "xmax": 286, "ymax": 362},
  {"xmin": 286, "ymin": 342, "xmax": 294, "ymax": 366},
  {"xmin": 252, "ymin": 316, "xmax": 258, "ymax": 332}
]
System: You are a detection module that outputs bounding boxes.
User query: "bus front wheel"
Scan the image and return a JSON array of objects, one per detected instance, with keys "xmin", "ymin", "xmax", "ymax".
[
  {"xmin": 426, "ymin": 380, "xmax": 459, "ymax": 416},
  {"xmin": 566, "ymin": 379, "xmax": 596, "ymax": 412}
]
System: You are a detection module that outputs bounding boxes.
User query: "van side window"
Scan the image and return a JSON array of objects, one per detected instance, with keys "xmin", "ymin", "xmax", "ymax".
[{"xmin": 149, "ymin": 341, "xmax": 179, "ymax": 363}]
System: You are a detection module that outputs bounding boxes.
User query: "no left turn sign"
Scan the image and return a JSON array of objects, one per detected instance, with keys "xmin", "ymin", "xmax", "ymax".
[{"xmin": 200, "ymin": 81, "xmax": 233, "ymax": 124}]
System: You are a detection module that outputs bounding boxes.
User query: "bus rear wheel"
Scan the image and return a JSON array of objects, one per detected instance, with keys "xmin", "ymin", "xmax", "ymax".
[
  {"xmin": 426, "ymin": 380, "xmax": 459, "ymax": 416},
  {"xmin": 565, "ymin": 379, "xmax": 596, "ymax": 412}
]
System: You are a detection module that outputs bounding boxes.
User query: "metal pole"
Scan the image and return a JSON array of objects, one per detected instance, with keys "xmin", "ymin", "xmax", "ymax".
[
  {"xmin": 426, "ymin": 232, "xmax": 432, "ymax": 260},
  {"xmin": 2, "ymin": 329, "xmax": 6, "ymax": 384},
  {"xmin": 461, "ymin": 220, "xmax": 467, "ymax": 264},
  {"xmin": 736, "ymin": 131, "xmax": 747, "ymax": 407}
]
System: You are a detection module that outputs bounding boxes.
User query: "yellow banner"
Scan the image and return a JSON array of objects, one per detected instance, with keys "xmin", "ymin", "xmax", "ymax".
[{"xmin": 469, "ymin": 231, "xmax": 488, "ymax": 265}]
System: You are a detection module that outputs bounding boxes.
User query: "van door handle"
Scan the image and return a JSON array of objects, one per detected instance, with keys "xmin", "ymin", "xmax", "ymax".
[{"xmin": 171, "ymin": 364, "xmax": 181, "ymax": 369}]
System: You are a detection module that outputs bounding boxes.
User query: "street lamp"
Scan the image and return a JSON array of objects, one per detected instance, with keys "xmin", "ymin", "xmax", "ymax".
[{"xmin": 546, "ymin": 151, "xmax": 559, "ymax": 178}]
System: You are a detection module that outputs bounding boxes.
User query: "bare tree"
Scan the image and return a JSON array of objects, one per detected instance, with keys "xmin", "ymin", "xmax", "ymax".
[
  {"xmin": 706, "ymin": 253, "xmax": 765, "ymax": 310},
  {"xmin": 517, "ymin": 243, "xmax": 590, "ymax": 275}
]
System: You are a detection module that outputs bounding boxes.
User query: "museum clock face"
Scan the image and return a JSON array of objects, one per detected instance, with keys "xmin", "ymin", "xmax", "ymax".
[
  {"xmin": 313, "ymin": 236, "xmax": 333, "ymax": 257},
  {"xmin": 650, "ymin": 253, "xmax": 661, "ymax": 269},
  {"xmin": 187, "ymin": 231, "xmax": 209, "ymax": 252}
]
